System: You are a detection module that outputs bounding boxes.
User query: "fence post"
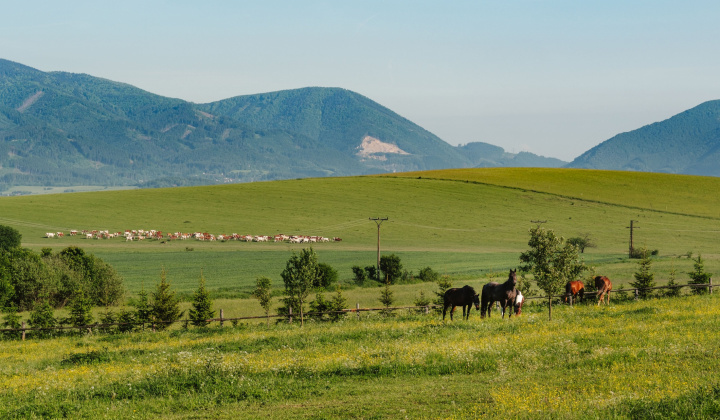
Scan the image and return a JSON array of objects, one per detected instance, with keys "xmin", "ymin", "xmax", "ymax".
[
  {"xmin": 288, "ymin": 307, "xmax": 293, "ymax": 324},
  {"xmin": 21, "ymin": 321, "xmax": 26, "ymax": 341},
  {"xmin": 220, "ymin": 309, "xmax": 224, "ymax": 327},
  {"xmin": 425, "ymin": 305, "xmax": 429, "ymax": 315},
  {"xmin": 356, "ymin": 303, "xmax": 360, "ymax": 321},
  {"xmin": 634, "ymin": 289, "xmax": 639, "ymax": 300},
  {"xmin": 710, "ymin": 278, "xmax": 713, "ymax": 295}
]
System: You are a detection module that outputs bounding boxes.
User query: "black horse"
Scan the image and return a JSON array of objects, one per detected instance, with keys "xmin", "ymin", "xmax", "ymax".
[
  {"xmin": 443, "ymin": 285, "xmax": 480, "ymax": 320},
  {"xmin": 481, "ymin": 269, "xmax": 518, "ymax": 318}
]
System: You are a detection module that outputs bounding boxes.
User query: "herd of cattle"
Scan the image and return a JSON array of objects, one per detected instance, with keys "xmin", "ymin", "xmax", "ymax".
[{"xmin": 44, "ymin": 230, "xmax": 341, "ymax": 243}]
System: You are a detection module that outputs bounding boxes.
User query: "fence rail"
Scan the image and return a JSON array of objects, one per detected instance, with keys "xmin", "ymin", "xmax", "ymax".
[{"xmin": 1, "ymin": 280, "xmax": 715, "ymax": 340}]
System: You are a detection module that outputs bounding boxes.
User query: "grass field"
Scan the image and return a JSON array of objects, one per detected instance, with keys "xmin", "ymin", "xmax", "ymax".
[
  {"xmin": 1, "ymin": 168, "xmax": 719, "ymax": 303},
  {"xmin": 2, "ymin": 293, "xmax": 719, "ymax": 419}
]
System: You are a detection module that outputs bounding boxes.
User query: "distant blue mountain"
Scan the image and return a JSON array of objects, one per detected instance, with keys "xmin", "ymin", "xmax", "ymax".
[
  {"xmin": 567, "ymin": 100, "xmax": 720, "ymax": 176},
  {"xmin": 0, "ymin": 58, "xmax": 566, "ymax": 191}
]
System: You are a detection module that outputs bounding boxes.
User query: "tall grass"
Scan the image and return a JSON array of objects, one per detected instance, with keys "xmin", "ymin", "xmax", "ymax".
[{"xmin": 1, "ymin": 293, "xmax": 719, "ymax": 419}]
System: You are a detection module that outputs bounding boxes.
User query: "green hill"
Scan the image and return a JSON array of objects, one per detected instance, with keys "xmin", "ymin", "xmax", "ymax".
[
  {"xmin": 568, "ymin": 100, "xmax": 720, "ymax": 175},
  {"xmin": 1, "ymin": 168, "xmax": 718, "ymax": 297}
]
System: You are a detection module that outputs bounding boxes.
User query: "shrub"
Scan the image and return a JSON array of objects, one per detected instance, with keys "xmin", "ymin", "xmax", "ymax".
[
  {"xmin": 351, "ymin": 266, "xmax": 367, "ymax": 286},
  {"xmin": 316, "ymin": 263, "xmax": 338, "ymax": 289},
  {"xmin": 28, "ymin": 299, "xmax": 57, "ymax": 338},
  {"xmin": 418, "ymin": 267, "xmax": 439, "ymax": 283},
  {"xmin": 252, "ymin": 277, "xmax": 273, "ymax": 326},
  {"xmin": 68, "ymin": 289, "xmax": 94, "ymax": 327},
  {"xmin": 0, "ymin": 225, "xmax": 21, "ymax": 251},
  {"xmin": 630, "ymin": 249, "xmax": 655, "ymax": 299},
  {"xmin": 379, "ymin": 254, "xmax": 403, "ymax": 284}
]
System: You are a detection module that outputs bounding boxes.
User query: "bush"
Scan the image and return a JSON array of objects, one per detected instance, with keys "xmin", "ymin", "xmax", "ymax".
[
  {"xmin": 352, "ymin": 266, "xmax": 367, "ymax": 286},
  {"xmin": 316, "ymin": 263, "xmax": 338, "ymax": 289},
  {"xmin": 29, "ymin": 299, "xmax": 57, "ymax": 338},
  {"xmin": 630, "ymin": 249, "xmax": 655, "ymax": 299},
  {"xmin": 418, "ymin": 267, "xmax": 439, "ymax": 283},
  {"xmin": 0, "ymin": 225, "xmax": 21, "ymax": 251},
  {"xmin": 379, "ymin": 254, "xmax": 403, "ymax": 284}
]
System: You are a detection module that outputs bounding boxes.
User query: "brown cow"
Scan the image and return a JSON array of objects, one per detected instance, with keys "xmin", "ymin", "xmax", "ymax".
[{"xmin": 594, "ymin": 276, "xmax": 612, "ymax": 306}]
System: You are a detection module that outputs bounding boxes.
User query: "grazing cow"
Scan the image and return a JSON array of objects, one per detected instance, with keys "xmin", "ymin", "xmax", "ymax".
[
  {"xmin": 594, "ymin": 276, "xmax": 612, "ymax": 306},
  {"xmin": 45, "ymin": 232, "xmax": 55, "ymax": 238}
]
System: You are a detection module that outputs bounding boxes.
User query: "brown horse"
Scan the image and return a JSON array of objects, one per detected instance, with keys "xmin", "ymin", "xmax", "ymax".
[
  {"xmin": 443, "ymin": 285, "xmax": 480, "ymax": 320},
  {"xmin": 594, "ymin": 276, "xmax": 612, "ymax": 305},
  {"xmin": 481, "ymin": 269, "xmax": 518, "ymax": 318},
  {"xmin": 564, "ymin": 281, "xmax": 585, "ymax": 304}
]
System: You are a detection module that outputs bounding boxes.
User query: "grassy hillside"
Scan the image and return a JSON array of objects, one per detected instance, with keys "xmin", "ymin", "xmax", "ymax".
[
  {"xmin": 1, "ymin": 168, "xmax": 718, "ymax": 302},
  {"xmin": 2, "ymin": 294, "xmax": 719, "ymax": 419}
]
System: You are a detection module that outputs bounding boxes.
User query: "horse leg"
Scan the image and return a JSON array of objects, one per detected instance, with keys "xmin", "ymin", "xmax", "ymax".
[
  {"xmin": 450, "ymin": 305, "xmax": 456, "ymax": 321},
  {"xmin": 443, "ymin": 304, "xmax": 448, "ymax": 320}
]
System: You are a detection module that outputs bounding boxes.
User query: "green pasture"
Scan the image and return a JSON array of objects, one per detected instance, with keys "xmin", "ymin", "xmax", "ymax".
[
  {"xmin": 1, "ymin": 169, "xmax": 719, "ymax": 301},
  {"xmin": 2, "ymin": 294, "xmax": 719, "ymax": 419}
]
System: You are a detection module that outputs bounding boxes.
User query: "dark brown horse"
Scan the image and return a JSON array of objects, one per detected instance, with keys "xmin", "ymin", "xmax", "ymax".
[
  {"xmin": 564, "ymin": 280, "xmax": 585, "ymax": 304},
  {"xmin": 594, "ymin": 276, "xmax": 612, "ymax": 305},
  {"xmin": 481, "ymin": 269, "xmax": 518, "ymax": 318},
  {"xmin": 443, "ymin": 285, "xmax": 480, "ymax": 320}
]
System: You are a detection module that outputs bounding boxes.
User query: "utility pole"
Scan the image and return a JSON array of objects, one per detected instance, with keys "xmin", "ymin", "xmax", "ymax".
[
  {"xmin": 627, "ymin": 220, "xmax": 638, "ymax": 257},
  {"xmin": 370, "ymin": 217, "xmax": 388, "ymax": 281}
]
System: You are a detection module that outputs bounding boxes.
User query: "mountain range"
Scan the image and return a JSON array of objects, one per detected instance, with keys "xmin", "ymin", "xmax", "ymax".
[
  {"xmin": 2, "ymin": 58, "xmax": 719, "ymax": 194},
  {"xmin": 0, "ymin": 59, "xmax": 563, "ymax": 192}
]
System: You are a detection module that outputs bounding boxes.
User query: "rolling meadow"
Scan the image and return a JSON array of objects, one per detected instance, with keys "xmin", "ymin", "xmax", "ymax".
[{"xmin": 1, "ymin": 168, "xmax": 720, "ymax": 418}]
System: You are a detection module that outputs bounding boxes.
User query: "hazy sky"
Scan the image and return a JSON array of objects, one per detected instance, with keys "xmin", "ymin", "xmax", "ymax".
[{"xmin": 3, "ymin": 1, "xmax": 720, "ymax": 161}]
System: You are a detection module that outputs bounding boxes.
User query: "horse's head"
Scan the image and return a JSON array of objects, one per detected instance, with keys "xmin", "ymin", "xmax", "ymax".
[
  {"xmin": 507, "ymin": 269, "xmax": 517, "ymax": 287},
  {"xmin": 473, "ymin": 293, "xmax": 480, "ymax": 310}
]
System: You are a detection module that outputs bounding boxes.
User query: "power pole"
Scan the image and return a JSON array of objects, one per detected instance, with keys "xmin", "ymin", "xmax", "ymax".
[
  {"xmin": 627, "ymin": 220, "xmax": 638, "ymax": 257},
  {"xmin": 370, "ymin": 217, "xmax": 388, "ymax": 281}
]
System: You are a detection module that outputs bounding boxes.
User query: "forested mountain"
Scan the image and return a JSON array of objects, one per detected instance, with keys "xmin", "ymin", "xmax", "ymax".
[
  {"xmin": 0, "ymin": 59, "xmax": 563, "ymax": 192},
  {"xmin": 567, "ymin": 100, "xmax": 720, "ymax": 175}
]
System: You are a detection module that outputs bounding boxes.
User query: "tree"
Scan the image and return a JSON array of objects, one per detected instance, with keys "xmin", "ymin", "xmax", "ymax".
[
  {"xmin": 328, "ymin": 286, "xmax": 348, "ymax": 321},
  {"xmin": 280, "ymin": 248, "xmax": 320, "ymax": 326},
  {"xmin": 132, "ymin": 285, "xmax": 152, "ymax": 326},
  {"xmin": 665, "ymin": 262, "xmax": 681, "ymax": 298},
  {"xmin": 433, "ymin": 275, "xmax": 453, "ymax": 313},
  {"xmin": 316, "ymin": 263, "xmax": 338, "ymax": 289},
  {"xmin": 252, "ymin": 276, "xmax": 273, "ymax": 326},
  {"xmin": 68, "ymin": 288, "xmax": 94, "ymax": 327},
  {"xmin": 1, "ymin": 305, "xmax": 21, "ymax": 339},
  {"xmin": 567, "ymin": 233, "xmax": 596, "ymax": 254},
  {"xmin": 29, "ymin": 298, "xmax": 57, "ymax": 338},
  {"xmin": 151, "ymin": 267, "xmax": 183, "ymax": 329},
  {"xmin": 413, "ymin": 290, "xmax": 431, "ymax": 314},
  {"xmin": 188, "ymin": 272, "xmax": 215, "ymax": 327},
  {"xmin": 380, "ymin": 254, "xmax": 403, "ymax": 284},
  {"xmin": 630, "ymin": 249, "xmax": 655, "ymax": 299},
  {"xmin": 519, "ymin": 226, "xmax": 588, "ymax": 320},
  {"xmin": 688, "ymin": 254, "xmax": 712, "ymax": 294},
  {"xmin": 379, "ymin": 277, "xmax": 395, "ymax": 316},
  {"xmin": 0, "ymin": 225, "xmax": 21, "ymax": 251},
  {"xmin": 364, "ymin": 265, "xmax": 378, "ymax": 282}
]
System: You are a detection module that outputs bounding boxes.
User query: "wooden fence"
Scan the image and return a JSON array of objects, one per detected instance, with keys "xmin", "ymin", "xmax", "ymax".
[{"xmin": 0, "ymin": 280, "xmax": 715, "ymax": 340}]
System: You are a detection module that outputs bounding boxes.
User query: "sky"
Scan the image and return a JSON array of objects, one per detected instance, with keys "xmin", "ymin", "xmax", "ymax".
[{"xmin": 2, "ymin": 1, "xmax": 720, "ymax": 161}]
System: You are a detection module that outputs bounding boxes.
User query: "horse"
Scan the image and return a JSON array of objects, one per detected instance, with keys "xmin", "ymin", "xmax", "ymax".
[
  {"xmin": 481, "ymin": 269, "xmax": 518, "ymax": 318},
  {"xmin": 594, "ymin": 276, "xmax": 612, "ymax": 306},
  {"xmin": 513, "ymin": 290, "xmax": 525, "ymax": 316},
  {"xmin": 564, "ymin": 280, "xmax": 585, "ymax": 304},
  {"xmin": 442, "ymin": 285, "xmax": 480, "ymax": 320}
]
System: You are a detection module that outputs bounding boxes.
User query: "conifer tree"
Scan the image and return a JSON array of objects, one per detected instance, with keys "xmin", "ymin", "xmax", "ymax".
[
  {"xmin": 379, "ymin": 276, "xmax": 395, "ymax": 316},
  {"xmin": 68, "ymin": 288, "xmax": 94, "ymax": 327},
  {"xmin": 631, "ymin": 248, "xmax": 655, "ymax": 298},
  {"xmin": 252, "ymin": 276, "xmax": 273, "ymax": 326},
  {"xmin": 1, "ymin": 305, "xmax": 21, "ymax": 339},
  {"xmin": 29, "ymin": 298, "xmax": 57, "ymax": 338},
  {"xmin": 688, "ymin": 254, "xmax": 712, "ymax": 294},
  {"xmin": 188, "ymin": 272, "xmax": 215, "ymax": 327},
  {"xmin": 151, "ymin": 267, "xmax": 183, "ymax": 330},
  {"xmin": 133, "ymin": 285, "xmax": 152, "ymax": 325},
  {"xmin": 329, "ymin": 286, "xmax": 348, "ymax": 321}
]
